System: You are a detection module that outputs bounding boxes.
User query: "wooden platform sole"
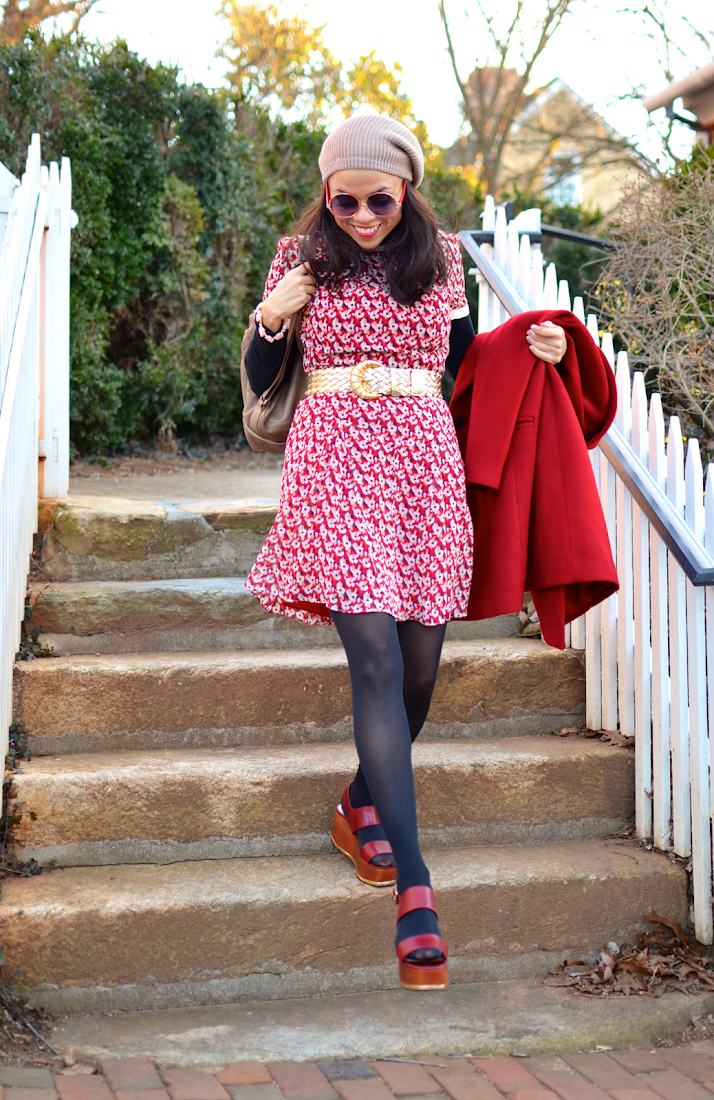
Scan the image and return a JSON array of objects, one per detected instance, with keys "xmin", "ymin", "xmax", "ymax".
[
  {"xmin": 398, "ymin": 958, "xmax": 449, "ymax": 990},
  {"xmin": 331, "ymin": 806, "xmax": 397, "ymax": 887}
]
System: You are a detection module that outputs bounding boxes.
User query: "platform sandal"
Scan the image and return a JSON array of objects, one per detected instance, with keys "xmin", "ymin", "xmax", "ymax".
[
  {"xmin": 331, "ymin": 785, "xmax": 397, "ymax": 887},
  {"xmin": 394, "ymin": 885, "xmax": 448, "ymax": 991}
]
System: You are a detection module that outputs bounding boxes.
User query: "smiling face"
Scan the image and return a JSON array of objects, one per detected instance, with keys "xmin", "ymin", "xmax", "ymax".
[{"xmin": 327, "ymin": 169, "xmax": 405, "ymax": 250}]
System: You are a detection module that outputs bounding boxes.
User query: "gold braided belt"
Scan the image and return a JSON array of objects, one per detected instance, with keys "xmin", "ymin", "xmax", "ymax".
[{"xmin": 305, "ymin": 361, "xmax": 442, "ymax": 400}]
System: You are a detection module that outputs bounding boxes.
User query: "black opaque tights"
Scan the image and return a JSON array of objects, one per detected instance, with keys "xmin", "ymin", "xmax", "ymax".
[{"xmin": 330, "ymin": 610, "xmax": 447, "ymax": 961}]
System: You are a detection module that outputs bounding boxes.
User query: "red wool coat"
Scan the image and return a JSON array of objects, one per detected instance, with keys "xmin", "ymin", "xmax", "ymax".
[{"xmin": 450, "ymin": 309, "xmax": 619, "ymax": 650}]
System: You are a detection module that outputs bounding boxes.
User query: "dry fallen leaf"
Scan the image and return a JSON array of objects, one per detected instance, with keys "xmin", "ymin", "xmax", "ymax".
[
  {"xmin": 601, "ymin": 729, "xmax": 635, "ymax": 748},
  {"xmin": 648, "ymin": 911, "xmax": 704, "ymax": 954},
  {"xmin": 544, "ymin": 913, "xmax": 714, "ymax": 998}
]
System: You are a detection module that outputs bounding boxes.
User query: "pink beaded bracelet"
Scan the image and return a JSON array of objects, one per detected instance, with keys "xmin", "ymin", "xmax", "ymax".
[{"xmin": 255, "ymin": 303, "xmax": 289, "ymax": 342}]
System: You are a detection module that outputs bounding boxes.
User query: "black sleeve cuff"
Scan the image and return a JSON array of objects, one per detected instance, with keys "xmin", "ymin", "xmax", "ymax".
[
  {"xmin": 244, "ymin": 325, "xmax": 293, "ymax": 394},
  {"xmin": 445, "ymin": 314, "xmax": 475, "ymax": 380}
]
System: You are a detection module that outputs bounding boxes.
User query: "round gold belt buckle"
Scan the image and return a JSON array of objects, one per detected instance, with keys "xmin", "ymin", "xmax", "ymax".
[{"xmin": 350, "ymin": 360, "xmax": 387, "ymax": 399}]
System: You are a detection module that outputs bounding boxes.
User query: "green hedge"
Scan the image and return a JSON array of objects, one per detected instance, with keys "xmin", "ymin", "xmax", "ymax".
[{"xmin": 0, "ymin": 32, "xmax": 323, "ymax": 453}]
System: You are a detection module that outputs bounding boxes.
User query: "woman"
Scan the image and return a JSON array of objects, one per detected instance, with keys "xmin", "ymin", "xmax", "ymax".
[{"xmin": 245, "ymin": 113, "xmax": 566, "ymax": 991}]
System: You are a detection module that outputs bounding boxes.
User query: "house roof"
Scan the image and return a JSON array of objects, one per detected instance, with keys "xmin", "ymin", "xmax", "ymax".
[
  {"xmin": 512, "ymin": 78, "xmax": 589, "ymax": 128},
  {"xmin": 643, "ymin": 60, "xmax": 714, "ymax": 112},
  {"xmin": 509, "ymin": 77, "xmax": 623, "ymax": 141}
]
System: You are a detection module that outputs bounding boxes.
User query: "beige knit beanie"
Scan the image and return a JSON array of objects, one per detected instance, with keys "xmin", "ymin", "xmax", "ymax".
[{"xmin": 319, "ymin": 113, "xmax": 424, "ymax": 187}]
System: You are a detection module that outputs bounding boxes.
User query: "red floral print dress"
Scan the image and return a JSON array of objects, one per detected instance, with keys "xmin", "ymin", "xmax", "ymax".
[{"xmin": 246, "ymin": 233, "xmax": 474, "ymax": 626}]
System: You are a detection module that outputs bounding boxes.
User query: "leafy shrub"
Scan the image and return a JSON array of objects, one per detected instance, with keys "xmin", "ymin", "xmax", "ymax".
[{"xmin": 0, "ymin": 32, "xmax": 322, "ymax": 453}]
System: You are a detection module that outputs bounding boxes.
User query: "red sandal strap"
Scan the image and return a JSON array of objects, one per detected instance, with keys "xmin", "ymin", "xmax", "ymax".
[
  {"xmin": 396, "ymin": 886, "xmax": 438, "ymax": 921},
  {"xmin": 360, "ymin": 840, "xmax": 393, "ymax": 862},
  {"xmin": 342, "ymin": 786, "xmax": 382, "ymax": 832},
  {"xmin": 396, "ymin": 934, "xmax": 448, "ymax": 963},
  {"xmin": 350, "ymin": 805, "xmax": 381, "ymax": 830}
]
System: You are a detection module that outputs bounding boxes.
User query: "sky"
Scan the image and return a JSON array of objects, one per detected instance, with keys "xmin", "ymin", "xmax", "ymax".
[{"xmin": 73, "ymin": 0, "xmax": 713, "ymax": 163}]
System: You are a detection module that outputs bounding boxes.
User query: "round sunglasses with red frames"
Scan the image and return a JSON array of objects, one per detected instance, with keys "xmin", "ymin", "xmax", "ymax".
[{"xmin": 326, "ymin": 180, "xmax": 407, "ymax": 220}]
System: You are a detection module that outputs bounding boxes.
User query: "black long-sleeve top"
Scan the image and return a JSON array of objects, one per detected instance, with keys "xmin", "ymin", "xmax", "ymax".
[{"xmin": 244, "ymin": 314, "xmax": 476, "ymax": 395}]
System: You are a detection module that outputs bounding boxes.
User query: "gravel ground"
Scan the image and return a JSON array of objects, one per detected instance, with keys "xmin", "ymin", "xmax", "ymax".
[{"xmin": 68, "ymin": 452, "xmax": 284, "ymax": 503}]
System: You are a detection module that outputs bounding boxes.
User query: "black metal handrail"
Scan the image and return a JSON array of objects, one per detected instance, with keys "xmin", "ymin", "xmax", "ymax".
[
  {"xmin": 463, "ymin": 227, "xmax": 615, "ymax": 251},
  {"xmin": 459, "ymin": 230, "xmax": 714, "ymax": 587},
  {"xmin": 460, "ymin": 232, "xmax": 530, "ymax": 314}
]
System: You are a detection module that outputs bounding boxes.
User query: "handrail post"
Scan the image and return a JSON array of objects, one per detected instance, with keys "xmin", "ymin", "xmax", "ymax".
[{"xmin": 39, "ymin": 157, "xmax": 71, "ymax": 499}]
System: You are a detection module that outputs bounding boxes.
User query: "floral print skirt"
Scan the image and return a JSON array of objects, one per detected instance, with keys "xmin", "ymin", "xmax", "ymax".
[{"xmin": 246, "ymin": 391, "xmax": 474, "ymax": 626}]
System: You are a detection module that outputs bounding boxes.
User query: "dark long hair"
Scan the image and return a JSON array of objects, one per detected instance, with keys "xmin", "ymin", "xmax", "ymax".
[{"xmin": 295, "ymin": 182, "xmax": 448, "ymax": 306}]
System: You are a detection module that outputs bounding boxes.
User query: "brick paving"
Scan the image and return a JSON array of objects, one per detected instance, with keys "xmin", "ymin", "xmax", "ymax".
[{"xmin": 4, "ymin": 1048, "xmax": 714, "ymax": 1100}]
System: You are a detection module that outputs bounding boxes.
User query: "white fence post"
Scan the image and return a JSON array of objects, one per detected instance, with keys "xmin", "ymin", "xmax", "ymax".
[
  {"xmin": 705, "ymin": 468, "xmax": 714, "ymax": 842},
  {"xmin": 476, "ymin": 195, "xmax": 495, "ymax": 335},
  {"xmin": 599, "ymin": 331, "xmax": 618, "ymax": 731},
  {"xmin": 493, "ymin": 205, "xmax": 507, "ymax": 329},
  {"xmin": 531, "ymin": 247, "xmax": 544, "ymax": 310},
  {"xmin": 599, "ymin": 451, "xmax": 618, "ymax": 730},
  {"xmin": 0, "ymin": 163, "xmax": 16, "ymax": 254},
  {"xmin": 648, "ymin": 393, "xmax": 671, "ymax": 850},
  {"xmin": 615, "ymin": 351, "xmax": 634, "ymax": 738},
  {"xmin": 667, "ymin": 417, "xmax": 692, "ymax": 857},
  {"xmin": 543, "ymin": 263, "xmax": 558, "ymax": 309},
  {"xmin": 40, "ymin": 156, "xmax": 71, "ymax": 499},
  {"xmin": 685, "ymin": 438, "xmax": 712, "ymax": 942},
  {"xmin": 631, "ymin": 371, "xmax": 652, "ymax": 838},
  {"xmin": 585, "ymin": 448, "xmax": 603, "ymax": 727}
]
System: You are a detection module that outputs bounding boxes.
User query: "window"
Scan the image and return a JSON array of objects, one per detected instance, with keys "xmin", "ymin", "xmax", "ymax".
[{"xmin": 544, "ymin": 153, "xmax": 583, "ymax": 207}]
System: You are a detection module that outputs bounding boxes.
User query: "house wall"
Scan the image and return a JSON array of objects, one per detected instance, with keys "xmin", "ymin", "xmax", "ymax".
[{"xmin": 498, "ymin": 87, "xmax": 641, "ymax": 214}]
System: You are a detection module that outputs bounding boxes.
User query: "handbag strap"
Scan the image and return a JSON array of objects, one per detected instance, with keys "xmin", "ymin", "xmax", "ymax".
[{"xmin": 261, "ymin": 308, "xmax": 303, "ymax": 403}]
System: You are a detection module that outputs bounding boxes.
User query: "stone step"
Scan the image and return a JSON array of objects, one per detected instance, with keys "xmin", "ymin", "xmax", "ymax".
[
  {"xmin": 9, "ymin": 736, "xmax": 633, "ymax": 867},
  {"xmin": 13, "ymin": 640, "xmax": 585, "ymax": 755},
  {"xmin": 37, "ymin": 497, "xmax": 279, "ymax": 581},
  {"xmin": 28, "ymin": 578, "xmax": 519, "ymax": 654},
  {"xmin": 49, "ymin": 978, "xmax": 714, "ymax": 1063},
  {"xmin": 1, "ymin": 839, "xmax": 685, "ymax": 1016}
]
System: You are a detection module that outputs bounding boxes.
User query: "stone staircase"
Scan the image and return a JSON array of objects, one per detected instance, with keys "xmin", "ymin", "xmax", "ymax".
[{"xmin": 5, "ymin": 496, "xmax": 688, "ymax": 1038}]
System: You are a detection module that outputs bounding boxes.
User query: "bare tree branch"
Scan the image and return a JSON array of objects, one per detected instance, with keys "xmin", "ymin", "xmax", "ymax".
[
  {"xmin": 439, "ymin": 0, "xmax": 581, "ymax": 194},
  {"xmin": 596, "ymin": 158, "xmax": 714, "ymax": 442},
  {"xmin": 618, "ymin": 2, "xmax": 713, "ymax": 82},
  {"xmin": 1, "ymin": 0, "xmax": 97, "ymax": 42},
  {"xmin": 616, "ymin": 3, "xmax": 713, "ymax": 166},
  {"xmin": 438, "ymin": 0, "xmax": 473, "ymax": 128}
]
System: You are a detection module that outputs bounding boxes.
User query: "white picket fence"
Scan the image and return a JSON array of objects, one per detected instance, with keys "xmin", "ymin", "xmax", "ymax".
[
  {"xmin": 0, "ymin": 135, "xmax": 72, "ymax": 760},
  {"xmin": 462, "ymin": 197, "xmax": 714, "ymax": 944}
]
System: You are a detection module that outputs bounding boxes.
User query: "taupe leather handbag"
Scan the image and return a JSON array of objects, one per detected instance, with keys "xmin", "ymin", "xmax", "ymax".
[{"xmin": 240, "ymin": 310, "xmax": 305, "ymax": 452}]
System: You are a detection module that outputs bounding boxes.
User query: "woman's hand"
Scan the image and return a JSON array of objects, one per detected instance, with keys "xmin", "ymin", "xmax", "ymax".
[
  {"xmin": 261, "ymin": 263, "xmax": 316, "ymax": 331},
  {"xmin": 526, "ymin": 320, "xmax": 567, "ymax": 364}
]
